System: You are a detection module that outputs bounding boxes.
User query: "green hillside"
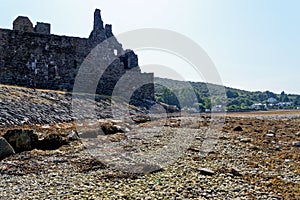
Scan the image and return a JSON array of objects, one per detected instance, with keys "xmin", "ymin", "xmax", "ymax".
[{"xmin": 154, "ymin": 77, "xmax": 300, "ymax": 112}]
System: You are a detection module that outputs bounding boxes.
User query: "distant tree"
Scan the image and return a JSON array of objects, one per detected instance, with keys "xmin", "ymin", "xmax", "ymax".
[
  {"xmin": 228, "ymin": 105, "xmax": 240, "ymax": 111},
  {"xmin": 156, "ymin": 87, "xmax": 179, "ymax": 107},
  {"xmin": 227, "ymin": 99, "xmax": 241, "ymax": 107},
  {"xmin": 154, "ymin": 78, "xmax": 300, "ymax": 111},
  {"xmin": 177, "ymin": 88, "xmax": 198, "ymax": 108},
  {"xmin": 195, "ymin": 92, "xmax": 204, "ymax": 104},
  {"xmin": 204, "ymin": 98, "xmax": 211, "ymax": 110},
  {"xmin": 226, "ymin": 90, "xmax": 238, "ymax": 98},
  {"xmin": 294, "ymin": 96, "xmax": 300, "ymax": 106},
  {"xmin": 265, "ymin": 90, "xmax": 277, "ymax": 99},
  {"xmin": 258, "ymin": 92, "xmax": 268, "ymax": 102},
  {"xmin": 280, "ymin": 91, "xmax": 290, "ymax": 102},
  {"xmin": 195, "ymin": 103, "xmax": 205, "ymax": 112}
]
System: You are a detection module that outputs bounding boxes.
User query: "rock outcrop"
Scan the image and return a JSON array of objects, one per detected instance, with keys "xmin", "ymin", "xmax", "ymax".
[
  {"xmin": 0, "ymin": 137, "xmax": 15, "ymax": 160},
  {"xmin": 3, "ymin": 129, "xmax": 38, "ymax": 153}
]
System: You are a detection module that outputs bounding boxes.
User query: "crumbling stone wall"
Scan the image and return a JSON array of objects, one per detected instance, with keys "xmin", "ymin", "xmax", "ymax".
[
  {"xmin": 0, "ymin": 9, "xmax": 154, "ymax": 104},
  {"xmin": 34, "ymin": 22, "xmax": 50, "ymax": 34}
]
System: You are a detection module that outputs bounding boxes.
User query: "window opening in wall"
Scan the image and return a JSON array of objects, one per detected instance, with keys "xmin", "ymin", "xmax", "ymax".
[{"xmin": 114, "ymin": 49, "xmax": 118, "ymax": 56}]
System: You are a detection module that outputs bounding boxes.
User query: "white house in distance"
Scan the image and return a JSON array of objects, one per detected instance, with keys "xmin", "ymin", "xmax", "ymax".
[{"xmin": 251, "ymin": 103, "xmax": 267, "ymax": 110}]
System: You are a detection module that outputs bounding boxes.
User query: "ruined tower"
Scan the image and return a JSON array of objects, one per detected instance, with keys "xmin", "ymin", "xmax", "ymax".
[
  {"xmin": 89, "ymin": 9, "xmax": 107, "ymax": 43},
  {"xmin": 13, "ymin": 16, "xmax": 33, "ymax": 32},
  {"xmin": 93, "ymin": 9, "xmax": 104, "ymax": 30}
]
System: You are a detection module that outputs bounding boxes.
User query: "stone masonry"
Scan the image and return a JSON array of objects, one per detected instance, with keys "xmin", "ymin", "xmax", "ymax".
[{"xmin": 0, "ymin": 9, "xmax": 154, "ymax": 104}]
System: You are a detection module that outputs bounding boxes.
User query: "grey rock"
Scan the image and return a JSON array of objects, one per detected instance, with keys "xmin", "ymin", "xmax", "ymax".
[
  {"xmin": 198, "ymin": 168, "xmax": 215, "ymax": 176},
  {"xmin": 132, "ymin": 115, "xmax": 151, "ymax": 124},
  {"xmin": 101, "ymin": 122, "xmax": 124, "ymax": 135},
  {"xmin": 254, "ymin": 129, "xmax": 262, "ymax": 133},
  {"xmin": 266, "ymin": 133, "xmax": 275, "ymax": 137},
  {"xmin": 67, "ymin": 130, "xmax": 79, "ymax": 141},
  {"xmin": 274, "ymin": 145, "xmax": 281, "ymax": 150},
  {"xmin": 188, "ymin": 146, "xmax": 201, "ymax": 152},
  {"xmin": 78, "ymin": 130, "xmax": 99, "ymax": 138},
  {"xmin": 158, "ymin": 102, "xmax": 180, "ymax": 113},
  {"xmin": 0, "ymin": 137, "xmax": 15, "ymax": 160},
  {"xmin": 240, "ymin": 138, "xmax": 252, "ymax": 143},
  {"xmin": 292, "ymin": 141, "xmax": 300, "ymax": 147},
  {"xmin": 230, "ymin": 167, "xmax": 242, "ymax": 176}
]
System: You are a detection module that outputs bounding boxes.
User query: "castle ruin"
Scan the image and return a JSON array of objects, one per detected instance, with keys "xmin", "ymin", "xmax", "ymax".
[
  {"xmin": 13, "ymin": 16, "xmax": 50, "ymax": 34},
  {"xmin": 0, "ymin": 9, "xmax": 154, "ymax": 105}
]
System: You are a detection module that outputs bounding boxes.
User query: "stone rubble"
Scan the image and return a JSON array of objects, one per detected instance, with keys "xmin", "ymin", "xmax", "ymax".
[
  {"xmin": 0, "ymin": 112, "xmax": 299, "ymax": 199},
  {"xmin": 0, "ymin": 87, "xmax": 299, "ymax": 199},
  {"xmin": 0, "ymin": 85, "xmax": 148, "ymax": 129}
]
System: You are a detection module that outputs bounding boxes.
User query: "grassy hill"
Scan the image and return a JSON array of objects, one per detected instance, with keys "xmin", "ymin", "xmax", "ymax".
[{"xmin": 154, "ymin": 77, "xmax": 300, "ymax": 112}]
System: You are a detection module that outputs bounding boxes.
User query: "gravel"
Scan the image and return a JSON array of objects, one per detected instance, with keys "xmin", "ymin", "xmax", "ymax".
[
  {"xmin": 0, "ymin": 114, "xmax": 299, "ymax": 199},
  {"xmin": 0, "ymin": 85, "xmax": 299, "ymax": 199}
]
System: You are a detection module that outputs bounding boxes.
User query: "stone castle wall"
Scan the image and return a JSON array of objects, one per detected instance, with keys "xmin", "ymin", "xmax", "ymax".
[{"xmin": 0, "ymin": 9, "xmax": 154, "ymax": 104}]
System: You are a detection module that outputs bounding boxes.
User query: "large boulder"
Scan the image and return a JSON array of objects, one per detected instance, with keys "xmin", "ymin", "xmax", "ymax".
[
  {"xmin": 132, "ymin": 115, "xmax": 151, "ymax": 124},
  {"xmin": 3, "ymin": 129, "xmax": 38, "ymax": 153},
  {"xmin": 101, "ymin": 122, "xmax": 124, "ymax": 135},
  {"xmin": 0, "ymin": 137, "xmax": 15, "ymax": 160},
  {"xmin": 158, "ymin": 102, "xmax": 180, "ymax": 113}
]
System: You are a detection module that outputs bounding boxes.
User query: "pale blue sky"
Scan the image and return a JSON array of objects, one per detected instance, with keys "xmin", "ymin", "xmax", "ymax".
[{"xmin": 1, "ymin": 0, "xmax": 300, "ymax": 94}]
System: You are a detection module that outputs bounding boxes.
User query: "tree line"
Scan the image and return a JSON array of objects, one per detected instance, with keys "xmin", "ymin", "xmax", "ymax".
[{"xmin": 154, "ymin": 77, "xmax": 300, "ymax": 112}]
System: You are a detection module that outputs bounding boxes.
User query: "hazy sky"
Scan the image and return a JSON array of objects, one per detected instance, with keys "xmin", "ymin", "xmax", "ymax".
[{"xmin": 1, "ymin": 0, "xmax": 300, "ymax": 94}]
